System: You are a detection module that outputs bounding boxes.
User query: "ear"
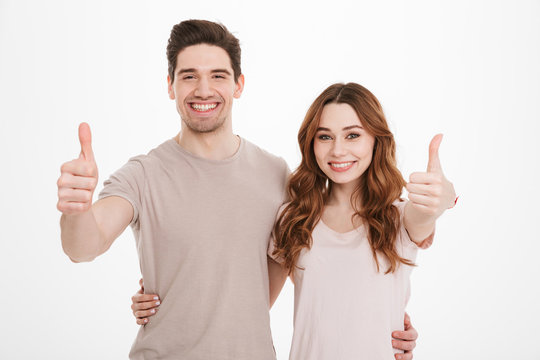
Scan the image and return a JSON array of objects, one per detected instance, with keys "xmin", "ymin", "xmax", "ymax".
[
  {"xmin": 233, "ymin": 74, "xmax": 245, "ymax": 99},
  {"xmin": 167, "ymin": 75, "xmax": 175, "ymax": 100}
]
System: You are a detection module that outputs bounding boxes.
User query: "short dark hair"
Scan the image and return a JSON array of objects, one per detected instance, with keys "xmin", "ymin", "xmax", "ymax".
[{"xmin": 167, "ymin": 19, "xmax": 242, "ymax": 83}]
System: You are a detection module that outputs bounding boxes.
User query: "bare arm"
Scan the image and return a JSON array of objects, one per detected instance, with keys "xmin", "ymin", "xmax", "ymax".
[
  {"xmin": 57, "ymin": 123, "xmax": 133, "ymax": 262},
  {"xmin": 404, "ymin": 134, "xmax": 456, "ymax": 244},
  {"xmin": 60, "ymin": 196, "xmax": 133, "ymax": 262},
  {"xmin": 268, "ymin": 256, "xmax": 288, "ymax": 308}
]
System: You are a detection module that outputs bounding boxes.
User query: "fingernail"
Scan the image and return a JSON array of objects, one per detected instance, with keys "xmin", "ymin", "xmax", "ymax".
[
  {"xmin": 150, "ymin": 309, "xmax": 155, "ymax": 313},
  {"xmin": 396, "ymin": 356, "xmax": 402, "ymax": 360},
  {"xmin": 153, "ymin": 296, "xmax": 159, "ymax": 300},
  {"xmin": 144, "ymin": 318, "xmax": 148, "ymax": 323},
  {"xmin": 155, "ymin": 301, "xmax": 160, "ymax": 306}
]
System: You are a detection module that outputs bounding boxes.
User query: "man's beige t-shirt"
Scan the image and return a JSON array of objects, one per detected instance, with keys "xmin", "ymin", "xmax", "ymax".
[{"xmin": 99, "ymin": 138, "xmax": 289, "ymax": 360}]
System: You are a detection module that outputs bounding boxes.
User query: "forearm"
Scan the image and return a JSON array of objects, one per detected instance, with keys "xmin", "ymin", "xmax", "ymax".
[
  {"xmin": 57, "ymin": 124, "xmax": 134, "ymax": 262},
  {"xmin": 60, "ymin": 196, "xmax": 133, "ymax": 262},
  {"xmin": 268, "ymin": 257, "xmax": 288, "ymax": 308},
  {"xmin": 60, "ymin": 209, "xmax": 105, "ymax": 262},
  {"xmin": 404, "ymin": 133, "xmax": 456, "ymax": 245}
]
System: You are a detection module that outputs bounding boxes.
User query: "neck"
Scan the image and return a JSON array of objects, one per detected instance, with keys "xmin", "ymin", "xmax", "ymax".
[
  {"xmin": 323, "ymin": 179, "xmax": 364, "ymax": 231},
  {"xmin": 326, "ymin": 180, "xmax": 362, "ymax": 210},
  {"xmin": 176, "ymin": 122, "xmax": 240, "ymax": 160}
]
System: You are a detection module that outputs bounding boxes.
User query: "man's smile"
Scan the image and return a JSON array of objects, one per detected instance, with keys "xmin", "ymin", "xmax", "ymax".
[{"xmin": 189, "ymin": 102, "xmax": 219, "ymax": 112}]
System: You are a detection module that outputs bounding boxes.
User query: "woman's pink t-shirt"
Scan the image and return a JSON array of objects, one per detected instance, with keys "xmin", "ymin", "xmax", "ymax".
[{"xmin": 269, "ymin": 200, "xmax": 432, "ymax": 360}]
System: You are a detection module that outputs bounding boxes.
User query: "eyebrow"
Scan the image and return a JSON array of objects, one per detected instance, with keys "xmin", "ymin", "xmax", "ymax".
[
  {"xmin": 176, "ymin": 68, "xmax": 232, "ymax": 76},
  {"xmin": 316, "ymin": 125, "xmax": 363, "ymax": 131}
]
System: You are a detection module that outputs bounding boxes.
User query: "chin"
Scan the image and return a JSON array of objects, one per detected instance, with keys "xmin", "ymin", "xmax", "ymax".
[
  {"xmin": 334, "ymin": 179, "xmax": 359, "ymax": 186},
  {"xmin": 327, "ymin": 172, "xmax": 364, "ymax": 187},
  {"xmin": 184, "ymin": 118, "xmax": 226, "ymax": 133}
]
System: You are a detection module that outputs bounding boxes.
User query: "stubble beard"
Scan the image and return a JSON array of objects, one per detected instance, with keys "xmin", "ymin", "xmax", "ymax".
[
  {"xmin": 182, "ymin": 114, "xmax": 227, "ymax": 133},
  {"xmin": 180, "ymin": 97, "xmax": 228, "ymax": 134}
]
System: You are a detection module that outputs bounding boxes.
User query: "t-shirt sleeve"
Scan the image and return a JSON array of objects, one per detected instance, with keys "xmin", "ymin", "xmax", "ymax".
[
  {"xmin": 267, "ymin": 203, "xmax": 289, "ymax": 264},
  {"xmin": 279, "ymin": 159, "xmax": 292, "ymax": 205},
  {"xmin": 394, "ymin": 199, "xmax": 435, "ymax": 251},
  {"xmin": 98, "ymin": 156, "xmax": 146, "ymax": 228}
]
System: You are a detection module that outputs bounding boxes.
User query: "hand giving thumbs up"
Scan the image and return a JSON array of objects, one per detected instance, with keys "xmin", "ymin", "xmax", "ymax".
[
  {"xmin": 57, "ymin": 123, "xmax": 99, "ymax": 215},
  {"xmin": 406, "ymin": 134, "xmax": 456, "ymax": 220}
]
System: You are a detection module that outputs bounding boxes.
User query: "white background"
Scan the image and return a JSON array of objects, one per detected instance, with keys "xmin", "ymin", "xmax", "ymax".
[{"xmin": 1, "ymin": 0, "xmax": 539, "ymax": 359}]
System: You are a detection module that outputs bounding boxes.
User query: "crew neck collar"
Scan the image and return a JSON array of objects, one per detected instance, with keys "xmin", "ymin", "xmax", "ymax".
[{"xmin": 167, "ymin": 136, "xmax": 244, "ymax": 164}]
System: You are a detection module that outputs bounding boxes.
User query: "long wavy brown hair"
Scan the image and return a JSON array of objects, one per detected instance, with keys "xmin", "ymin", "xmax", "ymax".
[{"xmin": 272, "ymin": 82, "xmax": 414, "ymax": 275}]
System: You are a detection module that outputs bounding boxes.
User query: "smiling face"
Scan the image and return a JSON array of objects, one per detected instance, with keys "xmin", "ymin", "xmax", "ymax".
[
  {"xmin": 168, "ymin": 44, "xmax": 244, "ymax": 133},
  {"xmin": 313, "ymin": 103, "xmax": 376, "ymax": 187}
]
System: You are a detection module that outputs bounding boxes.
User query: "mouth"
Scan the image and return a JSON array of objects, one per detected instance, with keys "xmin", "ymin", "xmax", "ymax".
[
  {"xmin": 188, "ymin": 102, "xmax": 220, "ymax": 114},
  {"xmin": 328, "ymin": 161, "xmax": 356, "ymax": 172}
]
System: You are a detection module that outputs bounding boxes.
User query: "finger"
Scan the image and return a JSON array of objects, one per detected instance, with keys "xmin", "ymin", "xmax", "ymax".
[
  {"xmin": 134, "ymin": 308, "xmax": 158, "ymax": 318},
  {"xmin": 132, "ymin": 300, "xmax": 160, "ymax": 311},
  {"xmin": 61, "ymin": 160, "xmax": 97, "ymax": 178},
  {"xmin": 405, "ymin": 183, "xmax": 432, "ymax": 196},
  {"xmin": 57, "ymin": 201, "xmax": 91, "ymax": 214},
  {"xmin": 409, "ymin": 172, "xmax": 442, "ymax": 185},
  {"xmin": 139, "ymin": 278, "xmax": 144, "ymax": 292},
  {"xmin": 427, "ymin": 133, "xmax": 443, "ymax": 174},
  {"xmin": 57, "ymin": 173, "xmax": 97, "ymax": 191},
  {"xmin": 392, "ymin": 339, "xmax": 415, "ymax": 352},
  {"xmin": 407, "ymin": 193, "xmax": 435, "ymax": 207},
  {"xmin": 78, "ymin": 122, "xmax": 95, "ymax": 162},
  {"xmin": 132, "ymin": 293, "xmax": 160, "ymax": 303},
  {"xmin": 392, "ymin": 328, "xmax": 418, "ymax": 341},
  {"xmin": 58, "ymin": 188, "xmax": 93, "ymax": 203},
  {"xmin": 394, "ymin": 352, "xmax": 413, "ymax": 360},
  {"xmin": 136, "ymin": 318, "xmax": 149, "ymax": 325},
  {"xmin": 404, "ymin": 312, "xmax": 411, "ymax": 328}
]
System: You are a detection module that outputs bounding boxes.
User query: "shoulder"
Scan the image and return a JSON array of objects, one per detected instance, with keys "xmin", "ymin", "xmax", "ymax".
[
  {"xmin": 146, "ymin": 138, "xmax": 178, "ymax": 161},
  {"xmin": 126, "ymin": 138, "xmax": 178, "ymax": 169},
  {"xmin": 241, "ymin": 138, "xmax": 289, "ymax": 171},
  {"xmin": 104, "ymin": 139, "xmax": 178, "ymax": 183}
]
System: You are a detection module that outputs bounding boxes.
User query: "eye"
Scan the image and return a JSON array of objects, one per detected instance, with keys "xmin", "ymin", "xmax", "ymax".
[
  {"xmin": 182, "ymin": 75, "xmax": 195, "ymax": 80},
  {"xmin": 346, "ymin": 133, "xmax": 360, "ymax": 139},
  {"xmin": 317, "ymin": 134, "xmax": 332, "ymax": 140},
  {"xmin": 213, "ymin": 74, "xmax": 226, "ymax": 79}
]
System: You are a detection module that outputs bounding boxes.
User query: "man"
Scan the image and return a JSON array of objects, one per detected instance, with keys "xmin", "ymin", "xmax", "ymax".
[{"xmin": 57, "ymin": 20, "xmax": 417, "ymax": 359}]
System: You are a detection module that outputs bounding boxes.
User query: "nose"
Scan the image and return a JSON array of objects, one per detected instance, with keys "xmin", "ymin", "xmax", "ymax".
[
  {"xmin": 331, "ymin": 138, "xmax": 347, "ymax": 157},
  {"xmin": 194, "ymin": 77, "xmax": 214, "ymax": 99}
]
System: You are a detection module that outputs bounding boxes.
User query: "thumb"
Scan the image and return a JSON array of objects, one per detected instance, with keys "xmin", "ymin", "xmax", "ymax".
[
  {"xmin": 78, "ymin": 122, "xmax": 95, "ymax": 162},
  {"xmin": 427, "ymin": 133, "xmax": 443, "ymax": 173},
  {"xmin": 403, "ymin": 312, "xmax": 411, "ymax": 328}
]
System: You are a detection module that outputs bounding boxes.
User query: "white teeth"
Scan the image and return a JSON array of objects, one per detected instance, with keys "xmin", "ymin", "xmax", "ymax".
[
  {"xmin": 330, "ymin": 162, "xmax": 354, "ymax": 168},
  {"xmin": 191, "ymin": 103, "xmax": 217, "ymax": 111}
]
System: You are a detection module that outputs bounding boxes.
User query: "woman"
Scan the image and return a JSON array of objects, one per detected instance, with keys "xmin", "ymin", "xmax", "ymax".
[{"xmin": 131, "ymin": 83, "xmax": 456, "ymax": 359}]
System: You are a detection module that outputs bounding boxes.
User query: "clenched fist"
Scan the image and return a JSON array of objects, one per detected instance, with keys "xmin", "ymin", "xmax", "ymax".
[{"xmin": 57, "ymin": 123, "xmax": 98, "ymax": 215}]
